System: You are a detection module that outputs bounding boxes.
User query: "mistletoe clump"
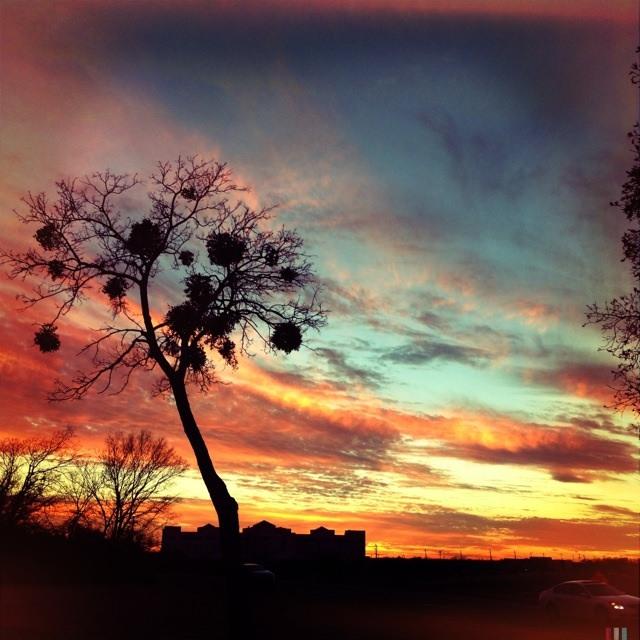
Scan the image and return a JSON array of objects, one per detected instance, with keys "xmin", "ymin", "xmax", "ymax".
[
  {"xmin": 165, "ymin": 302, "xmax": 200, "ymax": 338},
  {"xmin": 47, "ymin": 260, "xmax": 65, "ymax": 280},
  {"xmin": 206, "ymin": 232, "xmax": 245, "ymax": 267},
  {"xmin": 204, "ymin": 311, "xmax": 239, "ymax": 339},
  {"xmin": 270, "ymin": 322, "xmax": 302, "ymax": 353},
  {"xmin": 34, "ymin": 224, "xmax": 62, "ymax": 251},
  {"xmin": 179, "ymin": 250, "xmax": 194, "ymax": 266},
  {"xmin": 280, "ymin": 267, "xmax": 298, "ymax": 283},
  {"xmin": 102, "ymin": 276, "xmax": 129, "ymax": 301},
  {"xmin": 184, "ymin": 274, "xmax": 215, "ymax": 310},
  {"xmin": 185, "ymin": 343, "xmax": 207, "ymax": 372},
  {"xmin": 211, "ymin": 336, "xmax": 237, "ymax": 368},
  {"xmin": 126, "ymin": 219, "xmax": 163, "ymax": 257},
  {"xmin": 180, "ymin": 186, "xmax": 198, "ymax": 201},
  {"xmin": 34, "ymin": 324, "xmax": 61, "ymax": 353}
]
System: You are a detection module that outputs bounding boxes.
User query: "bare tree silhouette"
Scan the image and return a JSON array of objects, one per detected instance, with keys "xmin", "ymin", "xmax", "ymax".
[
  {"xmin": 1, "ymin": 157, "xmax": 326, "ymax": 568},
  {"xmin": 69, "ymin": 431, "xmax": 186, "ymax": 547},
  {"xmin": 0, "ymin": 427, "xmax": 75, "ymax": 530}
]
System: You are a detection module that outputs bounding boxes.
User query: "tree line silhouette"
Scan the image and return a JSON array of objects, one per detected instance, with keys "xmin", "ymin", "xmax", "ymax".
[{"xmin": 0, "ymin": 428, "xmax": 185, "ymax": 548}]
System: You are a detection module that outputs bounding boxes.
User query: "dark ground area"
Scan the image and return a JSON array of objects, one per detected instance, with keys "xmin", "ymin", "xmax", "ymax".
[{"xmin": 1, "ymin": 532, "xmax": 638, "ymax": 640}]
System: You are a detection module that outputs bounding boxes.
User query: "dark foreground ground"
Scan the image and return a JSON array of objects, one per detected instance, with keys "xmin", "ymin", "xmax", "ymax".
[{"xmin": 1, "ymin": 534, "xmax": 638, "ymax": 640}]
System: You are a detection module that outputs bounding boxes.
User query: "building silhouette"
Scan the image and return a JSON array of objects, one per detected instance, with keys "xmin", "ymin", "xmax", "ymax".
[
  {"xmin": 162, "ymin": 520, "xmax": 366, "ymax": 562},
  {"xmin": 162, "ymin": 523, "xmax": 221, "ymax": 559}
]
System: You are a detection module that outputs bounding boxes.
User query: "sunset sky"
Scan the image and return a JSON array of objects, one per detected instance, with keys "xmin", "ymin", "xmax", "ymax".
[{"xmin": 0, "ymin": 0, "xmax": 638, "ymax": 559}]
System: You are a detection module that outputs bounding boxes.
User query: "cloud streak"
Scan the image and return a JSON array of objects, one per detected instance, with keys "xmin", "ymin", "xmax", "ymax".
[{"xmin": 381, "ymin": 339, "xmax": 490, "ymax": 367}]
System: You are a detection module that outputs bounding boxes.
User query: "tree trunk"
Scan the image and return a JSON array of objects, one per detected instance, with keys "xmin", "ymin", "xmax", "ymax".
[{"xmin": 170, "ymin": 379, "xmax": 241, "ymax": 567}]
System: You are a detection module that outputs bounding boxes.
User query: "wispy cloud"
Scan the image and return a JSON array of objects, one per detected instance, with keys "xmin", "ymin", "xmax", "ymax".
[
  {"xmin": 380, "ymin": 339, "xmax": 490, "ymax": 367},
  {"xmin": 315, "ymin": 347, "xmax": 386, "ymax": 388}
]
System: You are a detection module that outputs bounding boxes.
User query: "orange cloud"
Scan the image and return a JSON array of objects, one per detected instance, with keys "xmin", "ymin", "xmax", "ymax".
[{"xmin": 525, "ymin": 361, "xmax": 617, "ymax": 406}]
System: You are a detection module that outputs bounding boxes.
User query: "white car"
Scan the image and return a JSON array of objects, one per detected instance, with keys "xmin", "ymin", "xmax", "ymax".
[{"xmin": 539, "ymin": 580, "xmax": 639, "ymax": 625}]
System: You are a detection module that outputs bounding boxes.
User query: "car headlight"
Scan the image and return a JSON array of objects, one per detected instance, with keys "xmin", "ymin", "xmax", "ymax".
[{"xmin": 609, "ymin": 603, "xmax": 624, "ymax": 610}]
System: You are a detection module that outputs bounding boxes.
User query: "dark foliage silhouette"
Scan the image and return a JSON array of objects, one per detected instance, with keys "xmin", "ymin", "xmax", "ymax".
[
  {"xmin": 586, "ymin": 52, "xmax": 640, "ymax": 432},
  {"xmin": 0, "ymin": 157, "xmax": 325, "ymax": 571}
]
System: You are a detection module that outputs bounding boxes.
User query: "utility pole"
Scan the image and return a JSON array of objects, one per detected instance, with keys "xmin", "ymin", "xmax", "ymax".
[
  {"xmin": 374, "ymin": 543, "xmax": 378, "ymax": 559},
  {"xmin": 489, "ymin": 548, "xmax": 493, "ymax": 561}
]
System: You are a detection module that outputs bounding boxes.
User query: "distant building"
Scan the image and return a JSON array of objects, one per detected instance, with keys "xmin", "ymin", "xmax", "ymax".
[
  {"xmin": 161, "ymin": 523, "xmax": 220, "ymax": 559},
  {"xmin": 241, "ymin": 520, "xmax": 295, "ymax": 561},
  {"xmin": 161, "ymin": 520, "xmax": 366, "ymax": 561}
]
